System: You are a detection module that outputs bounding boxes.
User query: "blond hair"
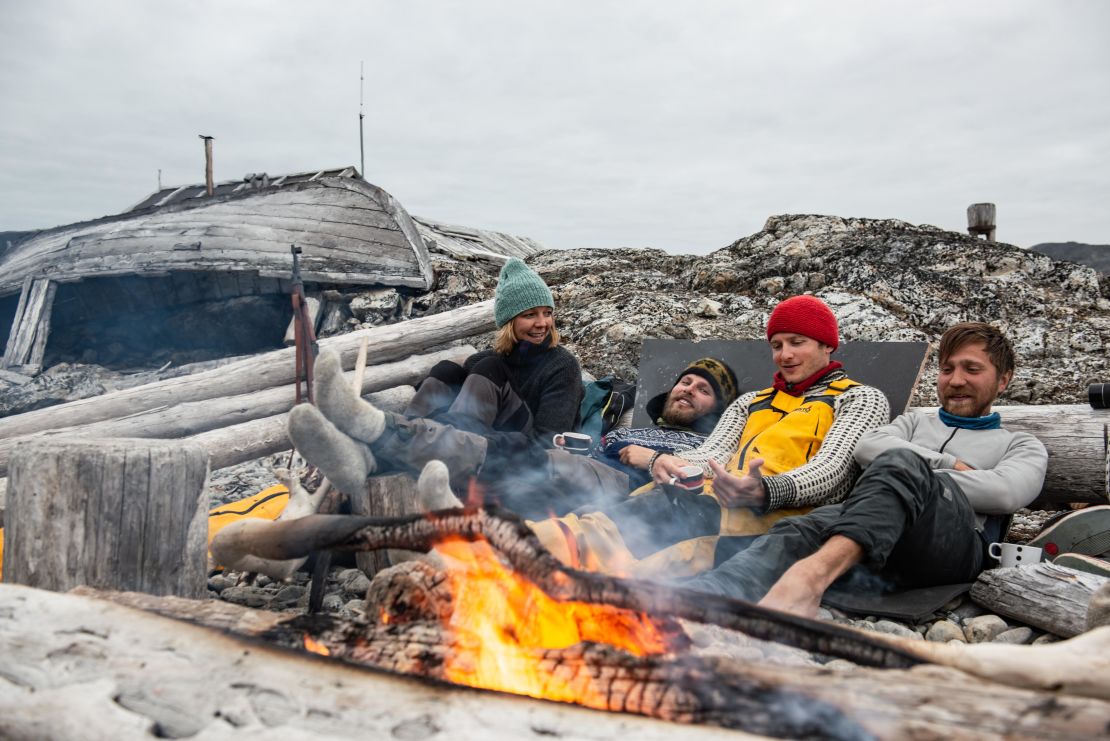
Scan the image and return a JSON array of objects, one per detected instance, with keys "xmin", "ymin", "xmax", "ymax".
[{"xmin": 492, "ymin": 322, "xmax": 561, "ymax": 355}]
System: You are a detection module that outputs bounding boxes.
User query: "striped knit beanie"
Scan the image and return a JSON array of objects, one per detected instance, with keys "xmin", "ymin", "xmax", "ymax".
[
  {"xmin": 766, "ymin": 295, "xmax": 839, "ymax": 349},
  {"xmin": 677, "ymin": 357, "xmax": 740, "ymax": 413},
  {"xmin": 494, "ymin": 258, "xmax": 555, "ymax": 328}
]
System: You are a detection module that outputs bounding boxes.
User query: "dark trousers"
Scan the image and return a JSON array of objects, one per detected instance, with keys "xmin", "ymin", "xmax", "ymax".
[{"xmin": 685, "ymin": 448, "xmax": 988, "ymax": 601}]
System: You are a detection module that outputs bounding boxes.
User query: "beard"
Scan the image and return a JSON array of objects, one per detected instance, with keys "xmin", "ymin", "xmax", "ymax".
[{"xmin": 662, "ymin": 397, "xmax": 701, "ymax": 427}]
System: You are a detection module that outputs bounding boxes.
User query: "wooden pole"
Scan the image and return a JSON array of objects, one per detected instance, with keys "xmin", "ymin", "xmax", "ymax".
[
  {"xmin": 3, "ymin": 438, "xmax": 209, "ymax": 597},
  {"xmin": 200, "ymin": 135, "xmax": 214, "ymax": 196}
]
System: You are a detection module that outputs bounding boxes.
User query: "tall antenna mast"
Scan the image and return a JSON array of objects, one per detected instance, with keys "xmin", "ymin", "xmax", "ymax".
[{"xmin": 359, "ymin": 61, "xmax": 365, "ymax": 179}]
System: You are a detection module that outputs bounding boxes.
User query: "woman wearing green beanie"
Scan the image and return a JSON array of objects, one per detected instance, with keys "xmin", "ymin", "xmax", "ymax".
[
  {"xmin": 410, "ymin": 257, "xmax": 584, "ymax": 448},
  {"xmin": 287, "ymin": 258, "xmax": 585, "ymax": 518}
]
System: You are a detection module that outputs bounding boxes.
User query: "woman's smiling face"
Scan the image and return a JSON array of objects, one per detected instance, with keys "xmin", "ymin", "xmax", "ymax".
[{"xmin": 511, "ymin": 306, "xmax": 553, "ymax": 344}]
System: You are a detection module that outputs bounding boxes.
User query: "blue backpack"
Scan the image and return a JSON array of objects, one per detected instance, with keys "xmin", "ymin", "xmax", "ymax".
[{"xmin": 577, "ymin": 376, "xmax": 636, "ymax": 444}]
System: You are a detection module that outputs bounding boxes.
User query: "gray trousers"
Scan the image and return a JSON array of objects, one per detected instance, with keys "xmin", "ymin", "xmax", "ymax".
[{"xmin": 685, "ymin": 448, "xmax": 988, "ymax": 601}]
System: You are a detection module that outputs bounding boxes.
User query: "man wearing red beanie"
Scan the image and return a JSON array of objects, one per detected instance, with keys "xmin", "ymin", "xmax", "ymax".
[{"xmin": 526, "ymin": 294, "xmax": 891, "ymax": 578}]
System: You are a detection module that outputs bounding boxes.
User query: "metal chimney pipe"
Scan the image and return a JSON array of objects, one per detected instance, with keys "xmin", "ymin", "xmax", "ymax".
[{"xmin": 199, "ymin": 135, "xmax": 215, "ymax": 196}]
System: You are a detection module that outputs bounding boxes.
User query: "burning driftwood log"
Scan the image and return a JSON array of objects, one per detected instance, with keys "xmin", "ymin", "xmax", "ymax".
[{"xmin": 210, "ymin": 506, "xmax": 1110, "ymax": 701}]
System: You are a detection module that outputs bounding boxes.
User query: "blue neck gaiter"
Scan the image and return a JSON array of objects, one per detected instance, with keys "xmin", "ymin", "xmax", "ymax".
[{"xmin": 938, "ymin": 408, "xmax": 1001, "ymax": 430}]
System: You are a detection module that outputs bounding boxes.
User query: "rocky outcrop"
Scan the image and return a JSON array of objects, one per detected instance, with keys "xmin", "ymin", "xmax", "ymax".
[{"xmin": 537, "ymin": 214, "xmax": 1110, "ymax": 407}]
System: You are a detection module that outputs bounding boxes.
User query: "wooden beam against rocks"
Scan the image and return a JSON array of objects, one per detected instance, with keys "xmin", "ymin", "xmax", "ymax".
[
  {"xmin": 970, "ymin": 561, "xmax": 1109, "ymax": 638},
  {"xmin": 0, "ymin": 347, "xmax": 467, "ymax": 477},
  {"xmin": 0, "ymin": 299, "xmax": 494, "ymax": 441}
]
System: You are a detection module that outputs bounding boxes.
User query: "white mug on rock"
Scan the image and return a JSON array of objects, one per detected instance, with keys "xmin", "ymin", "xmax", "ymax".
[{"xmin": 988, "ymin": 542, "xmax": 1043, "ymax": 568}]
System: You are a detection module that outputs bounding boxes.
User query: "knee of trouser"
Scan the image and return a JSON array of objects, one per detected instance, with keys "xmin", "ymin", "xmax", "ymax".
[
  {"xmin": 868, "ymin": 447, "xmax": 930, "ymax": 475},
  {"xmin": 467, "ymin": 355, "xmax": 512, "ymax": 385},
  {"xmin": 427, "ymin": 360, "xmax": 467, "ymax": 386}
]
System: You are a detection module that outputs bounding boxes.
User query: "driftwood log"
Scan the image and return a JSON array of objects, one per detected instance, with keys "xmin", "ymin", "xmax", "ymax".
[
  {"xmin": 3, "ymin": 438, "xmax": 208, "ymax": 597},
  {"xmin": 0, "ymin": 344, "xmax": 463, "ymax": 477},
  {"xmin": 0, "ymin": 584, "xmax": 763, "ymax": 741},
  {"xmin": 970, "ymin": 562, "xmax": 1110, "ymax": 638},
  {"xmin": 990, "ymin": 403, "xmax": 1109, "ymax": 506},
  {"xmin": 905, "ymin": 404, "xmax": 1108, "ymax": 506},
  {"xmin": 349, "ymin": 472, "xmax": 422, "ymax": 577},
  {"xmin": 48, "ymin": 586, "xmax": 1110, "ymax": 740},
  {"xmin": 0, "ymin": 299, "xmax": 494, "ymax": 442}
]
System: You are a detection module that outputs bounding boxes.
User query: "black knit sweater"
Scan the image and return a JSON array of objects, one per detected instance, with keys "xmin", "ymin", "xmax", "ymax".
[{"xmin": 465, "ymin": 340, "xmax": 583, "ymax": 448}]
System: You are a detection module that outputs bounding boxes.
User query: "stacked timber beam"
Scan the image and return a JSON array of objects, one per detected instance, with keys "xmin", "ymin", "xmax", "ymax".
[{"xmin": 0, "ymin": 299, "xmax": 495, "ymax": 481}]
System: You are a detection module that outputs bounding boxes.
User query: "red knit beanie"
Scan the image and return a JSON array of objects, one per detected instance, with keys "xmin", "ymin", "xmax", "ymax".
[{"xmin": 766, "ymin": 295, "xmax": 839, "ymax": 349}]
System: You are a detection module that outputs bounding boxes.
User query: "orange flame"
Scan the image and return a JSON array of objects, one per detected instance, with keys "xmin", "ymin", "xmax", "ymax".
[
  {"xmin": 303, "ymin": 634, "xmax": 331, "ymax": 656},
  {"xmin": 435, "ymin": 536, "xmax": 670, "ymax": 705}
]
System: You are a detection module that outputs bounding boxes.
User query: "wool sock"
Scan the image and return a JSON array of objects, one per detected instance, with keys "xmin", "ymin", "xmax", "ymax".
[
  {"xmin": 314, "ymin": 351, "xmax": 387, "ymax": 444},
  {"xmin": 417, "ymin": 460, "xmax": 463, "ymax": 511},
  {"xmin": 287, "ymin": 404, "xmax": 377, "ymax": 495}
]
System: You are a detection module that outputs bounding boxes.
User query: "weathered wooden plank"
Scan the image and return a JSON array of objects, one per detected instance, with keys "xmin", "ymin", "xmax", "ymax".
[
  {"xmin": 0, "ymin": 301, "xmax": 492, "ymax": 443},
  {"xmin": 0, "ymin": 276, "xmax": 33, "ymax": 361},
  {"xmin": 350, "ymin": 472, "xmax": 422, "ymax": 577},
  {"xmin": 1, "ymin": 279, "xmax": 55, "ymax": 369},
  {"xmin": 4, "ymin": 438, "xmax": 209, "ymax": 597},
  {"xmin": 970, "ymin": 561, "xmax": 1109, "ymax": 638},
  {"xmin": 25, "ymin": 280, "xmax": 56, "ymax": 369}
]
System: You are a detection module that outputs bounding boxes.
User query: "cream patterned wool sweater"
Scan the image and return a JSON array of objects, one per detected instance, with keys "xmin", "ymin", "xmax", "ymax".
[{"xmin": 678, "ymin": 370, "xmax": 891, "ymax": 511}]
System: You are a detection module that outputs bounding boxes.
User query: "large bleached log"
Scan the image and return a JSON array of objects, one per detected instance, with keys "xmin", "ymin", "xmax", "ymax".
[
  {"xmin": 0, "ymin": 585, "xmax": 738, "ymax": 741},
  {"xmin": 191, "ymin": 385, "xmax": 416, "ymax": 472},
  {"xmin": 910, "ymin": 404, "xmax": 1109, "ymax": 505},
  {"xmin": 74, "ymin": 587, "xmax": 1110, "ymax": 739},
  {"xmin": 0, "ymin": 299, "xmax": 494, "ymax": 441},
  {"xmin": 4, "ymin": 438, "xmax": 208, "ymax": 598},
  {"xmin": 0, "ymin": 347, "xmax": 468, "ymax": 477},
  {"xmin": 970, "ymin": 561, "xmax": 1109, "ymax": 638}
]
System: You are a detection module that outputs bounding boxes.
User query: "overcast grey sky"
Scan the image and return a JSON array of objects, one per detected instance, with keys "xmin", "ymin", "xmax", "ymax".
[{"xmin": 1, "ymin": 1, "xmax": 1107, "ymax": 253}]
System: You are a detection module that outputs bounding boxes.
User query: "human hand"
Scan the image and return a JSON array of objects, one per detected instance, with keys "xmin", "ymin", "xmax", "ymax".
[
  {"xmin": 952, "ymin": 459, "xmax": 975, "ymax": 471},
  {"xmin": 707, "ymin": 457, "xmax": 767, "ymax": 509},
  {"xmin": 651, "ymin": 454, "xmax": 694, "ymax": 484},
  {"xmin": 618, "ymin": 444, "xmax": 655, "ymax": 469}
]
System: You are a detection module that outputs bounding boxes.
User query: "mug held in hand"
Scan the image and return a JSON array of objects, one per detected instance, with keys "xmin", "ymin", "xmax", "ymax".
[{"xmin": 553, "ymin": 431, "xmax": 592, "ymax": 455}]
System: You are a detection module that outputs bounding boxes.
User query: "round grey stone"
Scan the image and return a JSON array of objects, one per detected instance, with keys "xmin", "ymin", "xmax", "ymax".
[
  {"xmin": 872, "ymin": 620, "xmax": 921, "ymax": 640},
  {"xmin": 964, "ymin": 614, "xmax": 1009, "ymax": 643},
  {"xmin": 926, "ymin": 620, "xmax": 966, "ymax": 643},
  {"xmin": 993, "ymin": 627, "xmax": 1034, "ymax": 645}
]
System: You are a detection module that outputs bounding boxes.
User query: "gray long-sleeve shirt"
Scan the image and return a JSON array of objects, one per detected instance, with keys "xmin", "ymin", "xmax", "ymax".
[{"xmin": 853, "ymin": 410, "xmax": 1048, "ymax": 523}]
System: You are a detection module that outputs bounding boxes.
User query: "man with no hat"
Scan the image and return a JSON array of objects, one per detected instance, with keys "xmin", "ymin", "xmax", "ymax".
[{"xmin": 528, "ymin": 295, "xmax": 892, "ymax": 577}]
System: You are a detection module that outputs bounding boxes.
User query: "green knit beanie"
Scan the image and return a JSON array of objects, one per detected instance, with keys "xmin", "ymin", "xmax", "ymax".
[{"xmin": 494, "ymin": 258, "xmax": 555, "ymax": 328}]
